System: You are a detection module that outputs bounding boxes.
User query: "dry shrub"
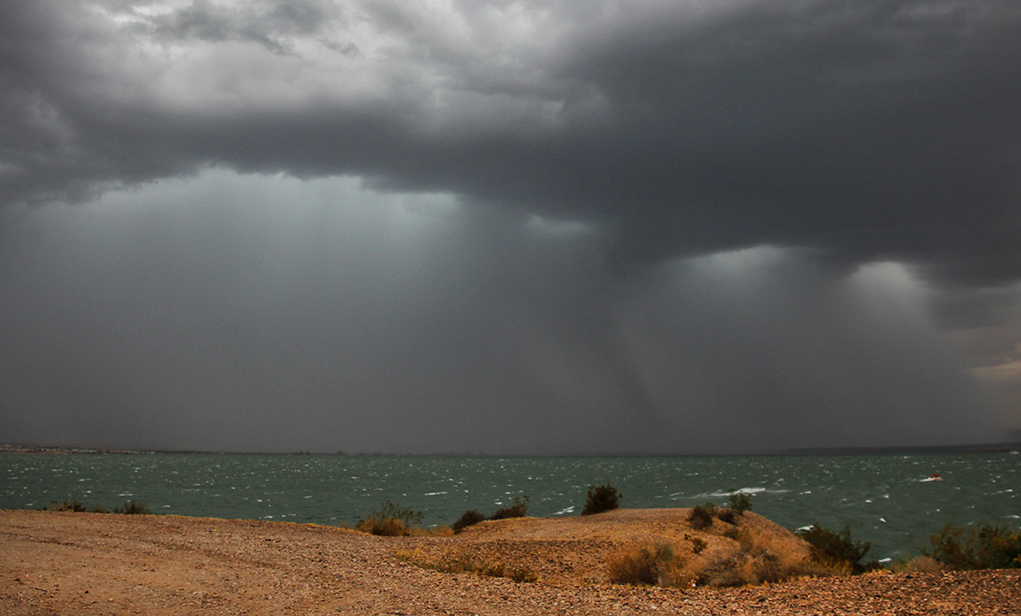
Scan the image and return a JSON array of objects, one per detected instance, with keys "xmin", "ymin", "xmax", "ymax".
[
  {"xmin": 358, "ymin": 515, "xmax": 409, "ymax": 536},
  {"xmin": 491, "ymin": 496, "xmax": 530, "ymax": 520},
  {"xmin": 358, "ymin": 500, "xmax": 424, "ymax": 536},
  {"xmin": 658, "ymin": 560, "xmax": 697, "ymax": 589},
  {"xmin": 684, "ymin": 533, "xmax": 707, "ymax": 555},
  {"xmin": 681, "ymin": 525, "xmax": 836, "ymax": 588},
  {"xmin": 401, "ymin": 549, "xmax": 537, "ymax": 583},
  {"xmin": 891, "ymin": 556, "xmax": 944, "ymax": 573},
  {"xmin": 582, "ymin": 483, "xmax": 621, "ymax": 516},
  {"xmin": 717, "ymin": 509, "xmax": 737, "ymax": 525},
  {"xmin": 687, "ymin": 504, "xmax": 717, "ymax": 531},
  {"xmin": 453, "ymin": 509, "xmax": 486, "ymax": 533},
  {"xmin": 797, "ymin": 524, "xmax": 877, "ymax": 573},
  {"xmin": 923, "ymin": 522, "xmax": 1021, "ymax": 570},
  {"xmin": 607, "ymin": 545, "xmax": 662, "ymax": 585},
  {"xmin": 42, "ymin": 499, "xmax": 87, "ymax": 512},
  {"xmin": 606, "ymin": 543, "xmax": 684, "ymax": 586},
  {"xmin": 113, "ymin": 499, "xmax": 152, "ymax": 515}
]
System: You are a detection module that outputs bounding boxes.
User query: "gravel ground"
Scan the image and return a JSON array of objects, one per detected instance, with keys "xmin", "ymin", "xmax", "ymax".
[{"xmin": 2, "ymin": 509, "xmax": 1019, "ymax": 615}]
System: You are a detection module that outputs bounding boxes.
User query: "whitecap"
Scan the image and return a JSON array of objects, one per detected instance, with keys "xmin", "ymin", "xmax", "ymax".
[
  {"xmin": 879, "ymin": 558, "xmax": 892, "ymax": 563},
  {"xmin": 424, "ymin": 491, "xmax": 448, "ymax": 496},
  {"xmin": 554, "ymin": 506, "xmax": 575, "ymax": 515}
]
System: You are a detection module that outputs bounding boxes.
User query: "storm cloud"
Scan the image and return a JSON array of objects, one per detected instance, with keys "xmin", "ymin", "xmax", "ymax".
[{"xmin": 1, "ymin": 0, "xmax": 1019, "ymax": 453}]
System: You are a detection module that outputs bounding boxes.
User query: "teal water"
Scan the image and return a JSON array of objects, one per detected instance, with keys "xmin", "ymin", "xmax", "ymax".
[{"xmin": 2, "ymin": 452, "xmax": 1019, "ymax": 561}]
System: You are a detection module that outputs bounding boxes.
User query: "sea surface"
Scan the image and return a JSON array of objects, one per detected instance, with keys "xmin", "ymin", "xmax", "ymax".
[{"xmin": 2, "ymin": 452, "xmax": 1019, "ymax": 561}]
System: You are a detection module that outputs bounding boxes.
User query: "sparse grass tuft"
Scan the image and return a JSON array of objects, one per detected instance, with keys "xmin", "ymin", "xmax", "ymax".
[{"xmin": 582, "ymin": 483, "xmax": 621, "ymax": 516}]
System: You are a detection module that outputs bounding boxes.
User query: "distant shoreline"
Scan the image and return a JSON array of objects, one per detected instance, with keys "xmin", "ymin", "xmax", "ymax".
[{"xmin": 3, "ymin": 441, "xmax": 1021, "ymax": 457}]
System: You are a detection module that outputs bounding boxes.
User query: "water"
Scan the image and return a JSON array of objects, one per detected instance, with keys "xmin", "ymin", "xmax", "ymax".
[{"xmin": 2, "ymin": 452, "xmax": 1019, "ymax": 561}]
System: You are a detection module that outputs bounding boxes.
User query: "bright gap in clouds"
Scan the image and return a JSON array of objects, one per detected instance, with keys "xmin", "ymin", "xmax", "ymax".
[{"xmin": 0, "ymin": 170, "xmax": 1007, "ymax": 453}]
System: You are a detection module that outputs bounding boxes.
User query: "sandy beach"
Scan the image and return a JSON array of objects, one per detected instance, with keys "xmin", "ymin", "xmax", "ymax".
[{"xmin": 2, "ymin": 509, "xmax": 1019, "ymax": 615}]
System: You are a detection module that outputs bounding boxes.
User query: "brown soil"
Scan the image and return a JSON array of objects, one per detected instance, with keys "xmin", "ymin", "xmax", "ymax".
[{"xmin": 3, "ymin": 509, "xmax": 1019, "ymax": 615}]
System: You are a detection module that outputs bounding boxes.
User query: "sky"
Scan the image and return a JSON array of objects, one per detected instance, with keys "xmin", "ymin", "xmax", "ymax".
[{"xmin": 1, "ymin": 0, "xmax": 1020, "ymax": 454}]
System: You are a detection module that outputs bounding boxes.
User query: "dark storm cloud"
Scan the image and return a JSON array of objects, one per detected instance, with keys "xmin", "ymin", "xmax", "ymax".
[
  {"xmin": 148, "ymin": 0, "xmax": 343, "ymax": 53},
  {"xmin": 4, "ymin": 0, "xmax": 1020, "ymax": 283},
  {"xmin": 2, "ymin": 0, "xmax": 1020, "ymax": 452}
]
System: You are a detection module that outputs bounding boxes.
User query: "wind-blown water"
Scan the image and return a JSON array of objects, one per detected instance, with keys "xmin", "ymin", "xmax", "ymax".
[{"xmin": 3, "ymin": 452, "xmax": 1019, "ymax": 561}]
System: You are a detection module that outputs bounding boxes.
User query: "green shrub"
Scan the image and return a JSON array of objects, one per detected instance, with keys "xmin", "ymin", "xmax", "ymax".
[
  {"xmin": 728, "ymin": 491, "xmax": 753, "ymax": 515},
  {"xmin": 797, "ymin": 524, "xmax": 876, "ymax": 573},
  {"xmin": 357, "ymin": 500, "xmax": 424, "ymax": 536},
  {"xmin": 113, "ymin": 500, "xmax": 151, "ymax": 515},
  {"xmin": 923, "ymin": 522, "xmax": 1021, "ymax": 570},
  {"xmin": 688, "ymin": 502, "xmax": 717, "ymax": 530},
  {"xmin": 490, "ymin": 495, "xmax": 529, "ymax": 520},
  {"xmin": 453, "ymin": 509, "xmax": 487, "ymax": 533},
  {"xmin": 582, "ymin": 483, "xmax": 621, "ymax": 516}
]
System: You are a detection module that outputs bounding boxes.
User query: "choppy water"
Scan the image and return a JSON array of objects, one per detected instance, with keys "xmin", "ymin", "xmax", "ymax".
[{"xmin": 2, "ymin": 452, "xmax": 1019, "ymax": 561}]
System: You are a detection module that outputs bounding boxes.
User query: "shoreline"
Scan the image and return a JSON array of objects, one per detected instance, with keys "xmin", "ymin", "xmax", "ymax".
[
  {"xmin": 3, "ymin": 509, "xmax": 1020, "ymax": 615},
  {"xmin": 5, "ymin": 442, "xmax": 1021, "ymax": 457}
]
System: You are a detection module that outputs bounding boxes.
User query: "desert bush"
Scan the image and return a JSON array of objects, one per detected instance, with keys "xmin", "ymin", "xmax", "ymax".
[
  {"xmin": 692, "ymin": 526, "xmax": 833, "ymax": 587},
  {"xmin": 728, "ymin": 491, "xmax": 753, "ymax": 515},
  {"xmin": 400, "ymin": 550, "xmax": 537, "ymax": 583},
  {"xmin": 490, "ymin": 495, "xmax": 529, "ymax": 520},
  {"xmin": 688, "ymin": 502, "xmax": 717, "ymax": 530},
  {"xmin": 582, "ymin": 483, "xmax": 621, "ymax": 516},
  {"xmin": 42, "ymin": 499, "xmax": 87, "ymax": 512},
  {"xmin": 357, "ymin": 500, "xmax": 424, "ymax": 536},
  {"xmin": 607, "ymin": 543, "xmax": 677, "ymax": 585},
  {"xmin": 797, "ymin": 524, "xmax": 876, "ymax": 573},
  {"xmin": 684, "ymin": 533, "xmax": 707, "ymax": 555},
  {"xmin": 923, "ymin": 522, "xmax": 1021, "ymax": 570},
  {"xmin": 717, "ymin": 508, "xmax": 737, "ymax": 525},
  {"xmin": 113, "ymin": 500, "xmax": 151, "ymax": 515},
  {"xmin": 453, "ymin": 509, "xmax": 487, "ymax": 533}
]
